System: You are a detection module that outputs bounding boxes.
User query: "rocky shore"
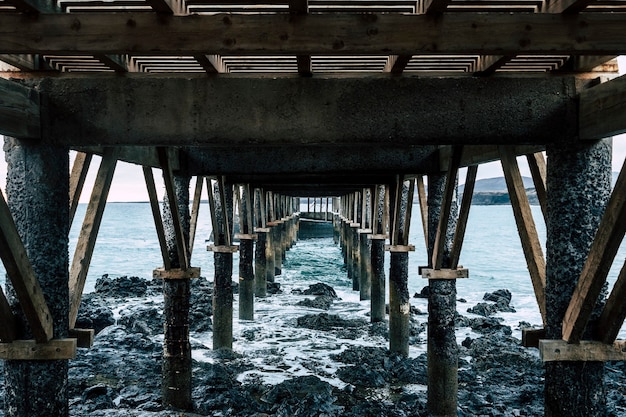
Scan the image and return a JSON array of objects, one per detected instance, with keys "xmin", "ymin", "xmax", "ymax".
[{"xmin": 2, "ymin": 274, "xmax": 624, "ymax": 416}]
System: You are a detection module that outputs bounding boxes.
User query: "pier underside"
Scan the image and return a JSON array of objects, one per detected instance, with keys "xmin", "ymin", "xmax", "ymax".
[{"xmin": 0, "ymin": 1, "xmax": 626, "ymax": 415}]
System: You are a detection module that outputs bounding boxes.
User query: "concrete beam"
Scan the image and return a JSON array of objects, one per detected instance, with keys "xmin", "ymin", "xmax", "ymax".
[
  {"xmin": 579, "ymin": 74, "xmax": 626, "ymax": 140},
  {"xmin": 0, "ymin": 78, "xmax": 39, "ymax": 139},
  {"xmin": 32, "ymin": 75, "xmax": 578, "ymax": 147}
]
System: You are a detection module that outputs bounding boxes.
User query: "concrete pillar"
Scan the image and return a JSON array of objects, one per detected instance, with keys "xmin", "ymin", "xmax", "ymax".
[
  {"xmin": 370, "ymin": 237, "xmax": 386, "ymax": 322},
  {"xmin": 161, "ymin": 175, "xmax": 192, "ymax": 410},
  {"xmin": 545, "ymin": 140, "xmax": 612, "ymax": 417},
  {"xmin": 4, "ymin": 139, "xmax": 69, "ymax": 417},
  {"xmin": 272, "ymin": 224, "xmax": 282, "ymax": 276},
  {"xmin": 239, "ymin": 237, "xmax": 254, "ymax": 320},
  {"xmin": 266, "ymin": 227, "xmax": 275, "ymax": 284},
  {"xmin": 254, "ymin": 231, "xmax": 267, "ymax": 297},
  {"xmin": 427, "ymin": 173, "xmax": 459, "ymax": 417},
  {"xmin": 213, "ymin": 182, "xmax": 234, "ymax": 350},
  {"xmin": 351, "ymin": 225, "xmax": 360, "ymax": 291},
  {"xmin": 359, "ymin": 231, "xmax": 372, "ymax": 300}
]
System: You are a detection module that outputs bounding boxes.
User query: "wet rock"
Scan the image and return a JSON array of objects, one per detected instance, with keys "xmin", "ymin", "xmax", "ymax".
[
  {"xmin": 95, "ymin": 275, "xmax": 149, "ymax": 298},
  {"xmin": 296, "ymin": 313, "xmax": 367, "ymax": 331},
  {"xmin": 337, "ymin": 365, "xmax": 387, "ymax": 388},
  {"xmin": 75, "ymin": 294, "xmax": 115, "ymax": 334},
  {"xmin": 267, "ymin": 281, "xmax": 282, "ymax": 294},
  {"xmin": 262, "ymin": 376, "xmax": 343, "ymax": 417},
  {"xmin": 118, "ymin": 306, "xmax": 163, "ymax": 336},
  {"xmin": 467, "ymin": 302, "xmax": 500, "ymax": 317},
  {"xmin": 456, "ymin": 313, "xmax": 512, "ymax": 336},
  {"xmin": 413, "ymin": 286, "xmax": 430, "ymax": 299},
  {"xmin": 81, "ymin": 384, "xmax": 116, "ymax": 411},
  {"xmin": 302, "ymin": 282, "xmax": 338, "ymax": 298},
  {"xmin": 484, "ymin": 289, "xmax": 512, "ymax": 305},
  {"xmin": 296, "ymin": 295, "xmax": 334, "ymax": 310}
]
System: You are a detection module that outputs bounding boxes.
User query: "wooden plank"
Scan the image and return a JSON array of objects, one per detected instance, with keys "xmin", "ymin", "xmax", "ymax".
[
  {"xmin": 0, "ymin": 77, "xmax": 40, "ymax": 140},
  {"xmin": 2, "ymin": 0, "xmax": 45, "ymax": 13},
  {"xmin": 188, "ymin": 176, "xmax": 203, "ymax": 256},
  {"xmin": 432, "ymin": 146, "xmax": 462, "ymax": 269},
  {"xmin": 69, "ymin": 150, "xmax": 117, "ymax": 328},
  {"xmin": 144, "ymin": 166, "xmax": 171, "ymax": 270},
  {"xmin": 385, "ymin": 244, "xmax": 415, "ymax": 252},
  {"xmin": 0, "ymin": 339, "xmax": 77, "ymax": 360},
  {"xmin": 579, "ymin": 74, "xmax": 626, "ymax": 140},
  {"xmin": 69, "ymin": 152, "xmax": 93, "ymax": 225},
  {"xmin": 559, "ymin": 55, "xmax": 618, "ymax": 73},
  {"xmin": 206, "ymin": 178, "xmax": 221, "ymax": 245},
  {"xmin": 0, "ymin": 54, "xmax": 39, "ymax": 71},
  {"xmin": 217, "ymin": 176, "xmax": 232, "ymax": 246},
  {"xmin": 69, "ymin": 328, "xmax": 94, "ymax": 348},
  {"xmin": 539, "ymin": 340, "xmax": 626, "ymax": 362},
  {"xmin": 0, "ymin": 286, "xmax": 17, "ymax": 342},
  {"xmin": 158, "ymin": 147, "xmax": 189, "ymax": 270},
  {"xmin": 421, "ymin": 0, "xmax": 452, "ymax": 14},
  {"xmin": 563, "ymin": 160, "xmax": 626, "ymax": 343},
  {"xmin": 144, "ymin": 0, "xmax": 181, "ymax": 14},
  {"xmin": 526, "ymin": 152, "xmax": 547, "ymax": 221},
  {"xmin": 449, "ymin": 165, "xmax": 477, "ymax": 269},
  {"xmin": 194, "ymin": 54, "xmax": 221, "ymax": 73},
  {"xmin": 1, "ymin": 13, "xmax": 626, "ymax": 55},
  {"xmin": 421, "ymin": 268, "xmax": 469, "ymax": 279},
  {"xmin": 95, "ymin": 54, "xmax": 128, "ymax": 72},
  {"xmin": 153, "ymin": 267, "xmax": 201, "ymax": 279},
  {"xmin": 596, "ymin": 260, "xmax": 626, "ymax": 344},
  {"xmin": 522, "ymin": 328, "xmax": 546, "ymax": 348},
  {"xmin": 439, "ymin": 145, "xmax": 546, "ymax": 171},
  {"xmin": 0, "ymin": 188, "xmax": 53, "ymax": 342},
  {"xmin": 207, "ymin": 245, "xmax": 239, "ymax": 253},
  {"xmin": 389, "ymin": 176, "xmax": 401, "ymax": 246},
  {"xmin": 499, "ymin": 146, "xmax": 547, "ymax": 325}
]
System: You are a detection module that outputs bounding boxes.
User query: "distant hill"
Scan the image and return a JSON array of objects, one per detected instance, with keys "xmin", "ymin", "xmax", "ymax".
[{"xmin": 459, "ymin": 176, "xmax": 534, "ymax": 194}]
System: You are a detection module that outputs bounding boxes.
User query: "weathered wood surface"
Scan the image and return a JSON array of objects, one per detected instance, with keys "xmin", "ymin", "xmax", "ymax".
[
  {"xmin": 0, "ymin": 77, "xmax": 39, "ymax": 139},
  {"xmin": 69, "ymin": 152, "xmax": 92, "ymax": 225},
  {"xmin": 153, "ymin": 267, "xmax": 201, "ymax": 280},
  {"xmin": 0, "ymin": 287, "xmax": 17, "ymax": 342},
  {"xmin": 1, "ymin": 13, "xmax": 626, "ymax": 55},
  {"xmin": 562, "ymin": 161, "xmax": 626, "ymax": 343},
  {"xmin": 69, "ymin": 328, "xmax": 94, "ymax": 348},
  {"xmin": 416, "ymin": 176, "xmax": 428, "ymax": 250},
  {"xmin": 579, "ymin": 74, "xmax": 626, "ymax": 140},
  {"xmin": 421, "ymin": 268, "xmax": 469, "ymax": 279},
  {"xmin": 144, "ymin": 166, "xmax": 171, "ymax": 270},
  {"xmin": 449, "ymin": 165, "xmax": 477, "ymax": 268},
  {"xmin": 0, "ymin": 339, "xmax": 77, "ymax": 361},
  {"xmin": 596, "ymin": 260, "xmax": 626, "ymax": 343},
  {"xmin": 69, "ymin": 150, "xmax": 117, "ymax": 328},
  {"xmin": 526, "ymin": 152, "xmax": 548, "ymax": 220},
  {"xmin": 188, "ymin": 176, "xmax": 203, "ymax": 256},
  {"xmin": 0, "ymin": 187, "xmax": 53, "ymax": 342},
  {"xmin": 499, "ymin": 146, "xmax": 547, "ymax": 325},
  {"xmin": 540, "ymin": 340, "xmax": 626, "ymax": 362}
]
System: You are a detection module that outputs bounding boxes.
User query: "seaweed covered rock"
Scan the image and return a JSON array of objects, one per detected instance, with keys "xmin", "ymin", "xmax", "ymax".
[{"xmin": 94, "ymin": 275, "xmax": 149, "ymax": 298}]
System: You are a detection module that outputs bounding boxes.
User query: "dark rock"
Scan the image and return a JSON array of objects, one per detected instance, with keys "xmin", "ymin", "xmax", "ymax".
[
  {"xmin": 467, "ymin": 302, "xmax": 500, "ymax": 317},
  {"xmin": 296, "ymin": 295, "xmax": 334, "ymax": 310},
  {"xmin": 337, "ymin": 364, "xmax": 386, "ymax": 388},
  {"xmin": 413, "ymin": 286, "xmax": 430, "ymax": 299},
  {"xmin": 484, "ymin": 289, "xmax": 512, "ymax": 305},
  {"xmin": 267, "ymin": 282, "xmax": 282, "ymax": 294},
  {"xmin": 94, "ymin": 275, "xmax": 148, "ymax": 298},
  {"xmin": 75, "ymin": 294, "xmax": 115, "ymax": 334},
  {"xmin": 296, "ymin": 313, "xmax": 367, "ymax": 331},
  {"xmin": 118, "ymin": 306, "xmax": 163, "ymax": 336},
  {"xmin": 302, "ymin": 282, "xmax": 338, "ymax": 298},
  {"xmin": 81, "ymin": 384, "xmax": 115, "ymax": 411}
]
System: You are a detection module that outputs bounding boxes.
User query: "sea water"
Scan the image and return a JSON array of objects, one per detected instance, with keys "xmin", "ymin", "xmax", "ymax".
[{"xmin": 3, "ymin": 202, "xmax": 626, "ymax": 340}]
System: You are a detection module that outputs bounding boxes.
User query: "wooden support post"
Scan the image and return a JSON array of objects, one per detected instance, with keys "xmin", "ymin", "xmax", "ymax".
[
  {"xmin": 370, "ymin": 185, "xmax": 387, "ymax": 322},
  {"xmin": 143, "ymin": 166, "xmax": 171, "ymax": 270},
  {"xmin": 238, "ymin": 185, "xmax": 255, "ymax": 321},
  {"xmin": 545, "ymin": 139, "xmax": 611, "ymax": 417},
  {"xmin": 540, "ymin": 340, "xmax": 626, "ymax": 362},
  {"xmin": 596, "ymin": 260, "xmax": 626, "ymax": 343},
  {"xmin": 500, "ymin": 146, "xmax": 547, "ymax": 325},
  {"xmin": 427, "ymin": 172, "xmax": 458, "ymax": 417},
  {"xmin": 359, "ymin": 228, "xmax": 372, "ymax": 300},
  {"xmin": 69, "ymin": 149, "xmax": 117, "ymax": 329},
  {"xmin": 209, "ymin": 178, "xmax": 234, "ymax": 350},
  {"xmin": 69, "ymin": 152, "xmax": 92, "ymax": 225},
  {"xmin": 526, "ymin": 152, "xmax": 548, "ymax": 221},
  {"xmin": 417, "ymin": 176, "xmax": 429, "ymax": 251},
  {"xmin": 160, "ymin": 171, "xmax": 193, "ymax": 411},
  {"xmin": 388, "ymin": 178, "xmax": 413, "ymax": 356},
  {"xmin": 254, "ymin": 188, "xmax": 268, "ymax": 297},
  {"xmin": 4, "ymin": 140, "xmax": 70, "ymax": 416},
  {"xmin": 562, "ymin": 158, "xmax": 626, "ymax": 343},
  {"xmin": 0, "ymin": 286, "xmax": 17, "ymax": 342},
  {"xmin": 449, "ymin": 165, "xmax": 477, "ymax": 269},
  {"xmin": 188, "ymin": 176, "xmax": 203, "ymax": 256}
]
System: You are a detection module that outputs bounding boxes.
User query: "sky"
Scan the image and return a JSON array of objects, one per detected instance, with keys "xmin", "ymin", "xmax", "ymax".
[{"xmin": 1, "ymin": 56, "xmax": 624, "ymax": 203}]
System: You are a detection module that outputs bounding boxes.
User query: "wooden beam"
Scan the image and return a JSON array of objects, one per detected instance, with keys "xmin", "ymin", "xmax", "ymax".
[
  {"xmin": 559, "ymin": 55, "xmax": 618, "ymax": 73},
  {"xmin": 539, "ymin": 339, "xmax": 626, "ymax": 362},
  {"xmin": 416, "ymin": 176, "xmax": 428, "ymax": 251},
  {"xmin": 526, "ymin": 152, "xmax": 547, "ymax": 221},
  {"xmin": 499, "ymin": 146, "xmax": 547, "ymax": 325},
  {"xmin": 193, "ymin": 54, "xmax": 221, "ymax": 74},
  {"xmin": 0, "ymin": 54, "xmax": 39, "ymax": 71},
  {"xmin": 68, "ymin": 328, "xmax": 94, "ymax": 348},
  {"xmin": 144, "ymin": 0, "xmax": 181, "ymax": 14},
  {"xmin": 383, "ymin": 55, "xmax": 412, "ymax": 74},
  {"xmin": 1, "ymin": 13, "xmax": 626, "ymax": 55},
  {"xmin": 432, "ymin": 146, "xmax": 462, "ymax": 269},
  {"xmin": 290, "ymin": 0, "xmax": 311, "ymax": 76},
  {"xmin": 2, "ymin": 0, "xmax": 47, "ymax": 13},
  {"xmin": 0, "ymin": 339, "xmax": 76, "ymax": 360},
  {"xmin": 0, "ymin": 187, "xmax": 53, "ymax": 342},
  {"xmin": 158, "ymin": 147, "xmax": 189, "ymax": 270},
  {"xmin": 449, "ymin": 165, "xmax": 477, "ymax": 269},
  {"xmin": 95, "ymin": 54, "xmax": 128, "ymax": 72},
  {"xmin": 579, "ymin": 74, "xmax": 626, "ymax": 140},
  {"xmin": 0, "ymin": 77, "xmax": 40, "ymax": 139},
  {"xmin": 69, "ymin": 152, "xmax": 93, "ymax": 225},
  {"xmin": 0, "ymin": 286, "xmax": 17, "ymax": 342},
  {"xmin": 144, "ymin": 166, "xmax": 171, "ymax": 270},
  {"xmin": 596, "ymin": 260, "xmax": 626, "ymax": 344},
  {"xmin": 474, "ymin": 55, "xmax": 513, "ymax": 76},
  {"xmin": 421, "ymin": 0, "xmax": 452, "ymax": 14},
  {"xmin": 563, "ymin": 161, "xmax": 626, "ymax": 343},
  {"xmin": 69, "ymin": 150, "xmax": 117, "ymax": 328},
  {"xmin": 542, "ymin": 0, "xmax": 595, "ymax": 13},
  {"xmin": 522, "ymin": 328, "xmax": 546, "ymax": 348},
  {"xmin": 188, "ymin": 176, "xmax": 203, "ymax": 257}
]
